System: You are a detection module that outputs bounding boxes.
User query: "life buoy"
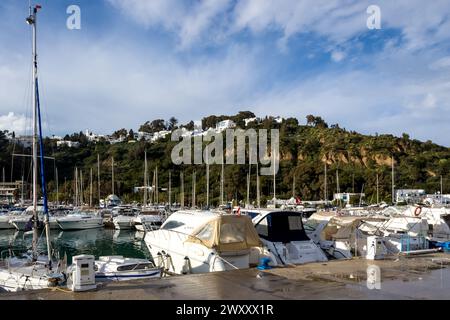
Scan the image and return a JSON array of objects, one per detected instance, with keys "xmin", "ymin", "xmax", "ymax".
[{"xmin": 414, "ymin": 206, "xmax": 422, "ymax": 216}]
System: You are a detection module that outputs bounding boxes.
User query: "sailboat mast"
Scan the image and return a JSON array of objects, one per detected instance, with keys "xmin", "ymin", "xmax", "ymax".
[
  {"xmin": 180, "ymin": 171, "xmax": 184, "ymax": 209},
  {"xmin": 89, "ymin": 167, "xmax": 93, "ymax": 208},
  {"xmin": 80, "ymin": 170, "xmax": 83, "ymax": 205},
  {"xmin": 75, "ymin": 167, "xmax": 78, "ymax": 207},
  {"xmin": 391, "ymin": 156, "xmax": 395, "ymax": 204},
  {"xmin": 56, "ymin": 167, "xmax": 59, "ymax": 206},
  {"xmin": 247, "ymin": 152, "xmax": 251, "ymax": 208},
  {"xmin": 376, "ymin": 173, "xmax": 379, "ymax": 204},
  {"xmin": 324, "ymin": 163, "xmax": 328, "ymax": 201},
  {"xmin": 292, "ymin": 175, "xmax": 295, "ymax": 198},
  {"xmin": 97, "ymin": 153, "xmax": 101, "ymax": 207},
  {"xmin": 220, "ymin": 160, "xmax": 224, "ymax": 205},
  {"xmin": 256, "ymin": 161, "xmax": 260, "ymax": 208},
  {"xmin": 111, "ymin": 156, "xmax": 114, "ymax": 195},
  {"xmin": 192, "ymin": 171, "xmax": 196, "ymax": 208},
  {"xmin": 156, "ymin": 166, "xmax": 158, "ymax": 204},
  {"xmin": 29, "ymin": 4, "xmax": 39, "ymax": 260},
  {"xmin": 206, "ymin": 163, "xmax": 209, "ymax": 208},
  {"xmin": 143, "ymin": 151, "xmax": 147, "ymax": 206},
  {"xmin": 168, "ymin": 171, "xmax": 171, "ymax": 209}
]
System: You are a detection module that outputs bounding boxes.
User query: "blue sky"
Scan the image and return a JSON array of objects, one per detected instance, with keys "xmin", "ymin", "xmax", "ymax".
[{"xmin": 1, "ymin": 0, "xmax": 450, "ymax": 146}]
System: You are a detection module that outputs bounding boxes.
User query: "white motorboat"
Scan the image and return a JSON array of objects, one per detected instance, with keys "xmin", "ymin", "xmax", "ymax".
[
  {"xmin": 305, "ymin": 211, "xmax": 431, "ymax": 259},
  {"xmin": 92, "ymin": 256, "xmax": 162, "ymax": 281},
  {"xmin": 144, "ymin": 210, "xmax": 274, "ymax": 274},
  {"xmin": 243, "ymin": 209, "xmax": 328, "ymax": 265},
  {"xmin": 113, "ymin": 208, "xmax": 139, "ymax": 230},
  {"xmin": 383, "ymin": 205, "xmax": 450, "ymax": 241},
  {"xmin": 0, "ymin": 210, "xmax": 23, "ymax": 229},
  {"xmin": 134, "ymin": 209, "xmax": 165, "ymax": 232},
  {"xmin": 56, "ymin": 212, "xmax": 103, "ymax": 230}
]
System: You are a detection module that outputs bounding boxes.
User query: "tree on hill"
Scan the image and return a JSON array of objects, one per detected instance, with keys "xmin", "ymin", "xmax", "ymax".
[
  {"xmin": 112, "ymin": 128, "xmax": 127, "ymax": 139},
  {"xmin": 168, "ymin": 117, "xmax": 178, "ymax": 130},
  {"xmin": 139, "ymin": 119, "xmax": 166, "ymax": 133},
  {"xmin": 306, "ymin": 115, "xmax": 328, "ymax": 128}
]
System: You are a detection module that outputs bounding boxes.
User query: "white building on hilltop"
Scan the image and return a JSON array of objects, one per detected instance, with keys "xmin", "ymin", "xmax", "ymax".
[
  {"xmin": 57, "ymin": 140, "xmax": 80, "ymax": 148},
  {"xmin": 215, "ymin": 119, "xmax": 236, "ymax": 133},
  {"xmin": 244, "ymin": 117, "xmax": 258, "ymax": 126}
]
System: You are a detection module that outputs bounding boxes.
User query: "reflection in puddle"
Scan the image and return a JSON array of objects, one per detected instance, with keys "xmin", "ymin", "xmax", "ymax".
[{"xmin": 366, "ymin": 265, "xmax": 381, "ymax": 290}]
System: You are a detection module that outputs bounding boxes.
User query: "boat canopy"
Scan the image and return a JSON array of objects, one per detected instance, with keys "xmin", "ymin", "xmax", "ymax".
[
  {"xmin": 186, "ymin": 215, "xmax": 262, "ymax": 252},
  {"xmin": 254, "ymin": 211, "xmax": 310, "ymax": 243}
]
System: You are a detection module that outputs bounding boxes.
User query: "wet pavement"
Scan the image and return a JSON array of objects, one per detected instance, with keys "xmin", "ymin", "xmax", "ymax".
[{"xmin": 2, "ymin": 253, "xmax": 450, "ymax": 300}]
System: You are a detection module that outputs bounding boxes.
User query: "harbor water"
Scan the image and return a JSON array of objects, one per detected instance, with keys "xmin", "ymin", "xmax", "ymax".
[{"xmin": 0, "ymin": 229, "xmax": 150, "ymax": 264}]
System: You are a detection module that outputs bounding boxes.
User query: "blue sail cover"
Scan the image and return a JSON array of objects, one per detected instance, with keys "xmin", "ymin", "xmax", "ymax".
[{"xmin": 35, "ymin": 78, "xmax": 49, "ymax": 216}]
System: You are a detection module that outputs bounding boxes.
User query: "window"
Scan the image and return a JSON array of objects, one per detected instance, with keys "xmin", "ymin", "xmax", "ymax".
[
  {"xmin": 255, "ymin": 217, "xmax": 269, "ymax": 237},
  {"xmin": 288, "ymin": 216, "xmax": 303, "ymax": 231},
  {"xmin": 161, "ymin": 220, "xmax": 185, "ymax": 230},
  {"xmin": 220, "ymin": 222, "xmax": 245, "ymax": 244},
  {"xmin": 196, "ymin": 223, "xmax": 214, "ymax": 242},
  {"xmin": 117, "ymin": 263, "xmax": 153, "ymax": 271}
]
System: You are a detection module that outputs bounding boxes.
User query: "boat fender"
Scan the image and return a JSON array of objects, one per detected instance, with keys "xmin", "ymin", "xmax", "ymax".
[
  {"xmin": 414, "ymin": 206, "xmax": 422, "ymax": 217},
  {"xmin": 181, "ymin": 257, "xmax": 191, "ymax": 274}
]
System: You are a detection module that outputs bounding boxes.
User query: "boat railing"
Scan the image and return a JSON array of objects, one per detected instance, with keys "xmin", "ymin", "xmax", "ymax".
[{"xmin": 145, "ymin": 227, "xmax": 191, "ymax": 243}]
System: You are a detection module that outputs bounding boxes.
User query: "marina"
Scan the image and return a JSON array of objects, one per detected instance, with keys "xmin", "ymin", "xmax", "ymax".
[{"xmin": 0, "ymin": 2, "xmax": 449, "ymax": 303}]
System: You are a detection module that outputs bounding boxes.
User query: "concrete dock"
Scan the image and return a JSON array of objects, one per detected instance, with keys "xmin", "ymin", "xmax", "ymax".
[{"xmin": 2, "ymin": 253, "xmax": 450, "ymax": 300}]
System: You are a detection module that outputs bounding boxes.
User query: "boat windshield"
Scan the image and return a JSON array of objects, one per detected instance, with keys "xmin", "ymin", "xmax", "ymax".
[{"xmin": 255, "ymin": 212, "xmax": 310, "ymax": 242}]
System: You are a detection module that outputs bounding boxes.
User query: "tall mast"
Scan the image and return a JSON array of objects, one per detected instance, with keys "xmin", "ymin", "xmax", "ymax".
[
  {"xmin": 75, "ymin": 167, "xmax": 78, "ymax": 207},
  {"xmin": 206, "ymin": 163, "xmax": 209, "ymax": 208},
  {"xmin": 192, "ymin": 171, "xmax": 196, "ymax": 208},
  {"xmin": 376, "ymin": 173, "xmax": 379, "ymax": 204},
  {"xmin": 292, "ymin": 175, "xmax": 295, "ymax": 198},
  {"xmin": 21, "ymin": 175, "xmax": 24, "ymax": 205},
  {"xmin": 28, "ymin": 3, "xmax": 39, "ymax": 260},
  {"xmin": 27, "ymin": 4, "xmax": 51, "ymax": 263},
  {"xmin": 168, "ymin": 171, "xmax": 171, "ymax": 209},
  {"xmin": 143, "ymin": 151, "xmax": 147, "ymax": 206},
  {"xmin": 220, "ymin": 160, "xmax": 224, "ymax": 205},
  {"xmin": 111, "ymin": 156, "xmax": 114, "ymax": 195},
  {"xmin": 180, "ymin": 171, "xmax": 184, "ymax": 209},
  {"xmin": 324, "ymin": 163, "xmax": 328, "ymax": 201},
  {"xmin": 273, "ymin": 160, "xmax": 276, "ymax": 201},
  {"xmin": 247, "ymin": 152, "xmax": 251, "ymax": 208},
  {"xmin": 97, "ymin": 153, "xmax": 101, "ymax": 207},
  {"xmin": 152, "ymin": 170, "xmax": 155, "ymax": 204},
  {"xmin": 89, "ymin": 167, "xmax": 93, "ymax": 208},
  {"xmin": 336, "ymin": 168, "xmax": 340, "ymax": 207},
  {"xmin": 156, "ymin": 166, "xmax": 158, "ymax": 204},
  {"xmin": 256, "ymin": 161, "xmax": 260, "ymax": 208},
  {"xmin": 391, "ymin": 156, "xmax": 395, "ymax": 204},
  {"xmin": 441, "ymin": 175, "xmax": 443, "ymax": 205},
  {"xmin": 80, "ymin": 170, "xmax": 83, "ymax": 205},
  {"xmin": 56, "ymin": 167, "xmax": 59, "ymax": 206}
]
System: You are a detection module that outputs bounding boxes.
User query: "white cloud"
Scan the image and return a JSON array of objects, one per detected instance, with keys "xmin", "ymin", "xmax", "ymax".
[
  {"xmin": 0, "ymin": 112, "xmax": 30, "ymax": 134},
  {"xmin": 107, "ymin": 0, "xmax": 450, "ymax": 52},
  {"xmin": 430, "ymin": 56, "xmax": 450, "ymax": 70},
  {"xmin": 331, "ymin": 50, "xmax": 345, "ymax": 62}
]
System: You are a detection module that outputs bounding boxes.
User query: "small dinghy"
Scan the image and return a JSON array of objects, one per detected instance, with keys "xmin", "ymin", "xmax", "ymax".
[{"xmin": 93, "ymin": 256, "xmax": 162, "ymax": 281}]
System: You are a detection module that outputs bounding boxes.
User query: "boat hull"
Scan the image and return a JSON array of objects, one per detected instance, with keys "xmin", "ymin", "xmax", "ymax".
[
  {"xmin": 0, "ymin": 219, "xmax": 14, "ymax": 229},
  {"xmin": 145, "ymin": 230, "xmax": 251, "ymax": 274},
  {"xmin": 57, "ymin": 218, "xmax": 104, "ymax": 230},
  {"xmin": 95, "ymin": 269, "xmax": 161, "ymax": 281},
  {"xmin": 113, "ymin": 217, "xmax": 135, "ymax": 230}
]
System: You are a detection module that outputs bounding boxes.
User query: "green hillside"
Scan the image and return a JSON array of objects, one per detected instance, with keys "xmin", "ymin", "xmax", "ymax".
[{"xmin": 1, "ymin": 112, "xmax": 449, "ymax": 206}]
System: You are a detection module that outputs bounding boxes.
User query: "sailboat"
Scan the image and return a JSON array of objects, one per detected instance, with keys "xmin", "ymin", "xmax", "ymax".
[{"xmin": 0, "ymin": 4, "xmax": 66, "ymax": 292}]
